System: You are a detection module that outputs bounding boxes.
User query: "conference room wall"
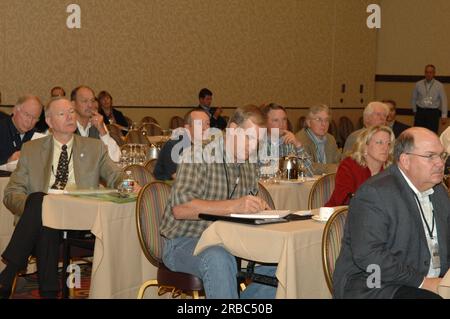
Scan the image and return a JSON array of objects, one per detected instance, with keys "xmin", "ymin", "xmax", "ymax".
[
  {"xmin": 0, "ymin": 0, "xmax": 376, "ymax": 127},
  {"xmin": 376, "ymin": 0, "xmax": 450, "ymax": 133}
]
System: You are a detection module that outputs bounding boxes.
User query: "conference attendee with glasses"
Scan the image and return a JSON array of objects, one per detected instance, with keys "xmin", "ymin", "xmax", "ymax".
[
  {"xmin": 334, "ymin": 127, "xmax": 450, "ymax": 299},
  {"xmin": 0, "ymin": 95, "xmax": 43, "ymax": 167},
  {"xmin": 295, "ymin": 104, "xmax": 341, "ymax": 174},
  {"xmin": 0, "ymin": 97, "xmax": 140, "ymax": 299}
]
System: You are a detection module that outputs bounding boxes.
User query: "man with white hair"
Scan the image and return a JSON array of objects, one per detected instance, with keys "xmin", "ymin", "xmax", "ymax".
[
  {"xmin": 0, "ymin": 95, "xmax": 43, "ymax": 165},
  {"xmin": 343, "ymin": 101, "xmax": 389, "ymax": 154}
]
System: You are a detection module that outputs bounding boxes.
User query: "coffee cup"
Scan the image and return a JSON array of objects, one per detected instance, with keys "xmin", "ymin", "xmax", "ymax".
[{"xmin": 319, "ymin": 207, "xmax": 334, "ymax": 220}]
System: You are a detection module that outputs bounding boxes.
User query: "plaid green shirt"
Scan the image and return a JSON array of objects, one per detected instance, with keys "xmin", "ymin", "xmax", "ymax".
[{"xmin": 160, "ymin": 147, "xmax": 259, "ymax": 239}]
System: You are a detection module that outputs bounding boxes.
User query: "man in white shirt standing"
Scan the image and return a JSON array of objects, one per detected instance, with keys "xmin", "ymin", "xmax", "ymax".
[
  {"xmin": 70, "ymin": 86, "xmax": 121, "ymax": 162},
  {"xmin": 412, "ymin": 64, "xmax": 448, "ymax": 133}
]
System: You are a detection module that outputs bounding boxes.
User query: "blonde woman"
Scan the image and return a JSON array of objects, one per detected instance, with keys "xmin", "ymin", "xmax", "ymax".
[{"xmin": 325, "ymin": 125, "xmax": 394, "ymax": 206}]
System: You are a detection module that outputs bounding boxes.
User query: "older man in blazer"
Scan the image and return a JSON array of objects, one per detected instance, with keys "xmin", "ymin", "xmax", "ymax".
[
  {"xmin": 0, "ymin": 97, "xmax": 129, "ymax": 298},
  {"xmin": 334, "ymin": 127, "xmax": 449, "ymax": 299}
]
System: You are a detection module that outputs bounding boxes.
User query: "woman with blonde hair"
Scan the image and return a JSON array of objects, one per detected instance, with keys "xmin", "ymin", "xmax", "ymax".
[{"xmin": 325, "ymin": 125, "xmax": 394, "ymax": 206}]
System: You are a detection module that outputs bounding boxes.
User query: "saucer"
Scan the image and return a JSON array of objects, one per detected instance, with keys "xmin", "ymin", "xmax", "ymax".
[{"xmin": 312, "ymin": 215, "xmax": 329, "ymax": 223}]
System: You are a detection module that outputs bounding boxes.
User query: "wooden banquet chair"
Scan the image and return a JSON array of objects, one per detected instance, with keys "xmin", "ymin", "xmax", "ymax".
[
  {"xmin": 308, "ymin": 173, "xmax": 336, "ymax": 209},
  {"xmin": 321, "ymin": 206, "xmax": 348, "ymax": 294},
  {"xmin": 135, "ymin": 182, "xmax": 204, "ymax": 298}
]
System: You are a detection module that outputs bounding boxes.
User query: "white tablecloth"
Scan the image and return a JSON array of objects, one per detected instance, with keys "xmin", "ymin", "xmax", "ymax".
[
  {"xmin": 264, "ymin": 179, "xmax": 316, "ymax": 210},
  {"xmin": 42, "ymin": 194, "xmax": 160, "ymax": 299}
]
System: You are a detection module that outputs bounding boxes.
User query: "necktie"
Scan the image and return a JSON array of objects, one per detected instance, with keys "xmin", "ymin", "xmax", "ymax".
[{"xmin": 51, "ymin": 145, "xmax": 69, "ymax": 190}]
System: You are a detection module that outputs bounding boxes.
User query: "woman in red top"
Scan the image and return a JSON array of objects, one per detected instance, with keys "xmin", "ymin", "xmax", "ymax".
[{"xmin": 325, "ymin": 125, "xmax": 394, "ymax": 207}]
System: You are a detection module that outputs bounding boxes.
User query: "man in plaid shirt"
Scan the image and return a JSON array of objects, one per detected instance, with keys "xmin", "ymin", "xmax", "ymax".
[
  {"xmin": 160, "ymin": 105, "xmax": 276, "ymax": 299},
  {"xmin": 259, "ymin": 103, "xmax": 314, "ymax": 177}
]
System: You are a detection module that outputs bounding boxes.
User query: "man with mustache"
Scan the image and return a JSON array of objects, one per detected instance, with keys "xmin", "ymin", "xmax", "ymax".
[{"xmin": 334, "ymin": 127, "xmax": 450, "ymax": 299}]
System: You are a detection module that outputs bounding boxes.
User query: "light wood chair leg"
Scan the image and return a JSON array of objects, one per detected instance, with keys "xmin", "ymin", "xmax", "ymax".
[{"xmin": 137, "ymin": 279, "xmax": 158, "ymax": 299}]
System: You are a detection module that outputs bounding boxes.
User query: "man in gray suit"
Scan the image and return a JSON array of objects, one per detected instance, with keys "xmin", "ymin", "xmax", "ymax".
[
  {"xmin": 334, "ymin": 127, "xmax": 449, "ymax": 299},
  {"xmin": 0, "ymin": 97, "xmax": 135, "ymax": 298}
]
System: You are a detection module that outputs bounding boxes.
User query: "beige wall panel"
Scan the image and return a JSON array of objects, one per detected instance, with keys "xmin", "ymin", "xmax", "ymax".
[
  {"xmin": 331, "ymin": 0, "xmax": 378, "ymax": 108},
  {"xmin": 377, "ymin": 0, "xmax": 450, "ymax": 75},
  {"xmin": 0, "ymin": 0, "xmax": 376, "ymax": 122}
]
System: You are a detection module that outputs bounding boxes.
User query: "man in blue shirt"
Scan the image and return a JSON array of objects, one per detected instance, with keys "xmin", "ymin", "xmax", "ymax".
[
  {"xmin": 411, "ymin": 64, "xmax": 448, "ymax": 133},
  {"xmin": 153, "ymin": 107, "xmax": 210, "ymax": 180}
]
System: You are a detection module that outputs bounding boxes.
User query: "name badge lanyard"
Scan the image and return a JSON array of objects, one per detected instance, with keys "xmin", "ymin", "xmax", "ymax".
[
  {"xmin": 413, "ymin": 193, "xmax": 435, "ymax": 239},
  {"xmin": 424, "ymin": 80, "xmax": 435, "ymax": 98}
]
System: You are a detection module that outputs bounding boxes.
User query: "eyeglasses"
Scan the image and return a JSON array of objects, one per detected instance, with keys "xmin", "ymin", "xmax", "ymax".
[
  {"xmin": 310, "ymin": 117, "xmax": 330, "ymax": 124},
  {"xmin": 405, "ymin": 152, "xmax": 449, "ymax": 162}
]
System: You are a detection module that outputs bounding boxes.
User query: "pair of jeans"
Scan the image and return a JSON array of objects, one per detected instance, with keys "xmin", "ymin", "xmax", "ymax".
[{"xmin": 162, "ymin": 237, "xmax": 277, "ymax": 299}]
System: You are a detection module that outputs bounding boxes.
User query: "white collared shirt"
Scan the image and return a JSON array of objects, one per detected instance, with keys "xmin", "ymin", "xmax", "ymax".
[
  {"xmin": 399, "ymin": 168, "xmax": 440, "ymax": 278},
  {"xmin": 49, "ymin": 136, "xmax": 76, "ymax": 190},
  {"xmin": 76, "ymin": 121, "xmax": 121, "ymax": 162}
]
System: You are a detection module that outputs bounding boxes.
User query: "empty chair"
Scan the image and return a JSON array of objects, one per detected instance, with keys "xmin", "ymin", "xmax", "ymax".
[
  {"xmin": 257, "ymin": 182, "xmax": 275, "ymax": 209},
  {"xmin": 298, "ymin": 116, "xmax": 307, "ymax": 131},
  {"xmin": 125, "ymin": 129, "xmax": 148, "ymax": 145},
  {"xmin": 321, "ymin": 206, "xmax": 348, "ymax": 293},
  {"xmin": 136, "ymin": 182, "xmax": 204, "ymax": 298},
  {"xmin": 141, "ymin": 123, "xmax": 163, "ymax": 136},
  {"xmin": 338, "ymin": 116, "xmax": 354, "ymax": 145},
  {"xmin": 107, "ymin": 124, "xmax": 125, "ymax": 146},
  {"xmin": 169, "ymin": 116, "xmax": 185, "ymax": 129},
  {"xmin": 328, "ymin": 119, "xmax": 339, "ymax": 146},
  {"xmin": 144, "ymin": 159, "xmax": 158, "ymax": 175},
  {"xmin": 140, "ymin": 116, "xmax": 159, "ymax": 125},
  {"xmin": 122, "ymin": 164, "xmax": 154, "ymax": 186},
  {"xmin": 308, "ymin": 173, "xmax": 336, "ymax": 209}
]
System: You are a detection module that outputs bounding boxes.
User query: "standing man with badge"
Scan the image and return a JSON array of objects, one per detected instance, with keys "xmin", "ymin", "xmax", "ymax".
[{"xmin": 411, "ymin": 64, "xmax": 448, "ymax": 133}]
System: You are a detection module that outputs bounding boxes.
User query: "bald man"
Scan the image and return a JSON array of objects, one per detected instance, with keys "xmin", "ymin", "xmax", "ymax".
[
  {"xmin": 334, "ymin": 127, "xmax": 449, "ymax": 299},
  {"xmin": 0, "ymin": 95, "xmax": 43, "ymax": 165}
]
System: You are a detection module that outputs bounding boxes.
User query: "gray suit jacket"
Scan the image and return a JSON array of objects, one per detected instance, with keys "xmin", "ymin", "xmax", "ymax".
[
  {"xmin": 3, "ymin": 134, "xmax": 122, "ymax": 217},
  {"xmin": 333, "ymin": 164, "xmax": 450, "ymax": 299},
  {"xmin": 295, "ymin": 129, "xmax": 341, "ymax": 174}
]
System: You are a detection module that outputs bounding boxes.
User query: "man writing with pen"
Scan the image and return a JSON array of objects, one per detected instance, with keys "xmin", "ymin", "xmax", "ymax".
[
  {"xmin": 160, "ymin": 105, "xmax": 277, "ymax": 299},
  {"xmin": 71, "ymin": 86, "xmax": 121, "ymax": 162}
]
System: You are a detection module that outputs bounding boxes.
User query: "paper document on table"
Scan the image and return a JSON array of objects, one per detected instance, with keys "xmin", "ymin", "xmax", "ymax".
[
  {"xmin": 230, "ymin": 210, "xmax": 292, "ymax": 219},
  {"xmin": 64, "ymin": 188, "xmax": 118, "ymax": 195}
]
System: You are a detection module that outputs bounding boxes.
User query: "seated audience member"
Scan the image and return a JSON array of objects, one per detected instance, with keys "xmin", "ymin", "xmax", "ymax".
[
  {"xmin": 260, "ymin": 103, "xmax": 313, "ymax": 176},
  {"xmin": 325, "ymin": 125, "xmax": 394, "ymax": 207},
  {"xmin": 295, "ymin": 104, "xmax": 341, "ymax": 174},
  {"xmin": 97, "ymin": 90, "xmax": 129, "ymax": 133},
  {"xmin": 36, "ymin": 87, "xmax": 67, "ymax": 133},
  {"xmin": 0, "ymin": 97, "xmax": 139, "ymax": 299},
  {"xmin": 0, "ymin": 95, "xmax": 43, "ymax": 166},
  {"xmin": 160, "ymin": 105, "xmax": 276, "ymax": 299},
  {"xmin": 333, "ymin": 127, "xmax": 449, "ymax": 299},
  {"xmin": 198, "ymin": 88, "xmax": 227, "ymax": 130},
  {"xmin": 71, "ymin": 86, "xmax": 121, "ymax": 162},
  {"xmin": 383, "ymin": 99, "xmax": 410, "ymax": 138},
  {"xmin": 343, "ymin": 102, "xmax": 389, "ymax": 154},
  {"xmin": 154, "ymin": 107, "xmax": 210, "ymax": 181}
]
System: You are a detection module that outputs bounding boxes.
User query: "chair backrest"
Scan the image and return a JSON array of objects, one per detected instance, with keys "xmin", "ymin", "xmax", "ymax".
[
  {"xmin": 140, "ymin": 116, "xmax": 159, "ymax": 125},
  {"xmin": 107, "ymin": 124, "xmax": 125, "ymax": 146},
  {"xmin": 338, "ymin": 116, "xmax": 354, "ymax": 143},
  {"xmin": 125, "ymin": 129, "xmax": 148, "ymax": 144},
  {"xmin": 136, "ymin": 182, "xmax": 172, "ymax": 267},
  {"xmin": 298, "ymin": 116, "xmax": 307, "ymax": 131},
  {"xmin": 257, "ymin": 182, "xmax": 276, "ymax": 210},
  {"xmin": 141, "ymin": 123, "xmax": 163, "ymax": 136},
  {"xmin": 144, "ymin": 158, "xmax": 158, "ymax": 175},
  {"xmin": 169, "ymin": 116, "xmax": 185, "ymax": 129},
  {"xmin": 328, "ymin": 119, "xmax": 339, "ymax": 142},
  {"xmin": 122, "ymin": 164, "xmax": 155, "ymax": 186},
  {"xmin": 308, "ymin": 173, "xmax": 336, "ymax": 209},
  {"xmin": 322, "ymin": 206, "xmax": 348, "ymax": 294}
]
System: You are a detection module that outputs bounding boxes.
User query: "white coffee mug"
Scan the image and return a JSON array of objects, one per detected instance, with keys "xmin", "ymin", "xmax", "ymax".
[{"xmin": 319, "ymin": 207, "xmax": 334, "ymax": 220}]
